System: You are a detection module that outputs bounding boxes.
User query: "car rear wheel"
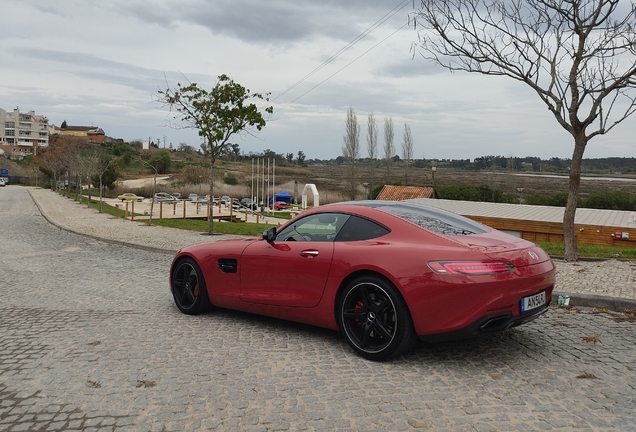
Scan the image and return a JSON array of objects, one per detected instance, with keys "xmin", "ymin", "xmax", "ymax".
[
  {"xmin": 338, "ymin": 276, "xmax": 417, "ymax": 361},
  {"xmin": 172, "ymin": 258, "xmax": 212, "ymax": 315}
]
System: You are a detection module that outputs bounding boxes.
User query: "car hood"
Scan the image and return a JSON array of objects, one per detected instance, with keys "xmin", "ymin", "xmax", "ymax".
[{"xmin": 444, "ymin": 230, "xmax": 551, "ymax": 267}]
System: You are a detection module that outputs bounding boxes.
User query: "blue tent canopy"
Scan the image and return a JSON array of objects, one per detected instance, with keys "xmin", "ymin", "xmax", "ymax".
[{"xmin": 270, "ymin": 191, "xmax": 292, "ymax": 204}]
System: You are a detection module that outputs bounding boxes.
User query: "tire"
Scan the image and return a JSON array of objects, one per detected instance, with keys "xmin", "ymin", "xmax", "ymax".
[
  {"xmin": 338, "ymin": 275, "xmax": 417, "ymax": 361},
  {"xmin": 171, "ymin": 257, "xmax": 213, "ymax": 315}
]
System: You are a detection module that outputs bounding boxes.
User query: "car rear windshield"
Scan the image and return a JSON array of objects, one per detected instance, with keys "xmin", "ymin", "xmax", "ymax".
[{"xmin": 367, "ymin": 202, "xmax": 489, "ymax": 236}]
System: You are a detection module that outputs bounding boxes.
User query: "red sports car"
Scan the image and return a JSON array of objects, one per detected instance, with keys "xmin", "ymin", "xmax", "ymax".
[{"xmin": 170, "ymin": 201, "xmax": 555, "ymax": 360}]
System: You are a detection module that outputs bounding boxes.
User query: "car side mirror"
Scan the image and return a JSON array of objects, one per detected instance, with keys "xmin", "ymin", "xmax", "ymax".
[{"xmin": 262, "ymin": 227, "xmax": 277, "ymax": 242}]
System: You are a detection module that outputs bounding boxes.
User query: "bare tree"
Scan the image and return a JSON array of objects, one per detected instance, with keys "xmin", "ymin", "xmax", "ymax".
[
  {"xmin": 383, "ymin": 117, "xmax": 395, "ymax": 178},
  {"xmin": 402, "ymin": 122, "xmax": 414, "ymax": 185},
  {"xmin": 412, "ymin": 0, "xmax": 636, "ymax": 261},
  {"xmin": 343, "ymin": 107, "xmax": 361, "ymax": 200},
  {"xmin": 367, "ymin": 112, "xmax": 378, "ymax": 197}
]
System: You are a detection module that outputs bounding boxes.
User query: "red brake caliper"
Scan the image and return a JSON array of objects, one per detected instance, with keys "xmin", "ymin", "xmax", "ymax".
[{"xmin": 355, "ymin": 300, "xmax": 364, "ymax": 326}]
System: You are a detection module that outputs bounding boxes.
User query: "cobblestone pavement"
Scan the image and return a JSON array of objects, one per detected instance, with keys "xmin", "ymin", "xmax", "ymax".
[{"xmin": 1, "ymin": 186, "xmax": 635, "ymax": 431}]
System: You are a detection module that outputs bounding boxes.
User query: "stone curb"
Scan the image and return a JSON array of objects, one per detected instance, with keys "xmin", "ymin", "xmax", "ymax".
[{"xmin": 555, "ymin": 291, "xmax": 636, "ymax": 312}]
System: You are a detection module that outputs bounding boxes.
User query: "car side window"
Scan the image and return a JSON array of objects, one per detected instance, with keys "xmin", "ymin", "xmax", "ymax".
[
  {"xmin": 277, "ymin": 213, "xmax": 350, "ymax": 242},
  {"xmin": 335, "ymin": 216, "xmax": 390, "ymax": 242}
]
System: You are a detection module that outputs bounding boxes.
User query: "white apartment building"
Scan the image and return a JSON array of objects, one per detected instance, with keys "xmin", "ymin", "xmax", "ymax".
[{"xmin": 0, "ymin": 107, "xmax": 49, "ymax": 157}]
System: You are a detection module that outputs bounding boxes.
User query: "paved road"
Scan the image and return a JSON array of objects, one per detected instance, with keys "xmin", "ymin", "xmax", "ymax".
[{"xmin": 1, "ymin": 187, "xmax": 635, "ymax": 431}]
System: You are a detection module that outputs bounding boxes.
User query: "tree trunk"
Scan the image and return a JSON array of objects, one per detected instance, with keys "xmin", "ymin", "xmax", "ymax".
[
  {"xmin": 207, "ymin": 158, "xmax": 215, "ymax": 235},
  {"xmin": 563, "ymin": 136, "xmax": 587, "ymax": 261},
  {"xmin": 88, "ymin": 176, "xmax": 92, "ymax": 208}
]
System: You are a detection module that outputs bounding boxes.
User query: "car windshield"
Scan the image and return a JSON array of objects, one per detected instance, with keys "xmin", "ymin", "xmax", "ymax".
[{"xmin": 360, "ymin": 201, "xmax": 489, "ymax": 236}]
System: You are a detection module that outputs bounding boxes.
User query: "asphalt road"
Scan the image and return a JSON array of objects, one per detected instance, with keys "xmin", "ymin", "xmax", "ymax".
[{"xmin": 1, "ymin": 186, "xmax": 635, "ymax": 431}]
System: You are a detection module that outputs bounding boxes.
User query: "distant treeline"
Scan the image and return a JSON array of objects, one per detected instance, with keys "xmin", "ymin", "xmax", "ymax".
[
  {"xmin": 436, "ymin": 184, "xmax": 636, "ymax": 211},
  {"xmin": 300, "ymin": 155, "xmax": 636, "ymax": 173}
]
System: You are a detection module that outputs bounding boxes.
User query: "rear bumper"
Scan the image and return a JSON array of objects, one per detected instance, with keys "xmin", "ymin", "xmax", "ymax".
[{"xmin": 418, "ymin": 297, "xmax": 551, "ymax": 343}]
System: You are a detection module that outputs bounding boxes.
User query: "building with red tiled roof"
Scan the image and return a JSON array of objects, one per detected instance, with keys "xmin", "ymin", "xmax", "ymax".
[{"xmin": 376, "ymin": 185, "xmax": 435, "ymax": 201}]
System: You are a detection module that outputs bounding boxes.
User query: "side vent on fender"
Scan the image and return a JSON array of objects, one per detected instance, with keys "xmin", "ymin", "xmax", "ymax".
[{"xmin": 218, "ymin": 258, "xmax": 237, "ymax": 274}]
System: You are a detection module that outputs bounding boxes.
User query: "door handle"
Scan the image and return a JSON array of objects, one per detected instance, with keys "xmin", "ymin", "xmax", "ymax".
[{"xmin": 300, "ymin": 250, "xmax": 319, "ymax": 258}]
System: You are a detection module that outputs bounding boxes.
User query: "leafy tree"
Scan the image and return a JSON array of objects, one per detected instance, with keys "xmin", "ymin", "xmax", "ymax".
[
  {"xmin": 61, "ymin": 120, "xmax": 67, "ymax": 129},
  {"xmin": 286, "ymin": 152, "xmax": 294, "ymax": 163},
  {"xmin": 157, "ymin": 74, "xmax": 272, "ymax": 234},
  {"xmin": 297, "ymin": 151, "xmax": 306, "ymax": 165},
  {"xmin": 147, "ymin": 150, "xmax": 172, "ymax": 174},
  {"xmin": 412, "ymin": 0, "xmax": 636, "ymax": 261},
  {"xmin": 177, "ymin": 142, "xmax": 195, "ymax": 154},
  {"xmin": 129, "ymin": 140, "xmax": 143, "ymax": 152}
]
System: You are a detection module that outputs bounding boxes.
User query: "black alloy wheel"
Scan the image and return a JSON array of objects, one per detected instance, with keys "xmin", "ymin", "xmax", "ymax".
[
  {"xmin": 172, "ymin": 258, "xmax": 212, "ymax": 315},
  {"xmin": 338, "ymin": 276, "xmax": 416, "ymax": 361}
]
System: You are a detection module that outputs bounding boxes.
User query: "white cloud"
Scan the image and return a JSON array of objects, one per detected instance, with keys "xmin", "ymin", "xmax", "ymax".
[{"xmin": 1, "ymin": 1, "xmax": 634, "ymax": 161}]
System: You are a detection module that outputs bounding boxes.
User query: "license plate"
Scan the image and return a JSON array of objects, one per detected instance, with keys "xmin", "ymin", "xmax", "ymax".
[{"xmin": 521, "ymin": 291, "xmax": 546, "ymax": 312}]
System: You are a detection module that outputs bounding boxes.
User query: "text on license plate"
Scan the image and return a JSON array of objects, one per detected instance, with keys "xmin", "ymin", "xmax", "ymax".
[{"xmin": 521, "ymin": 291, "xmax": 546, "ymax": 312}]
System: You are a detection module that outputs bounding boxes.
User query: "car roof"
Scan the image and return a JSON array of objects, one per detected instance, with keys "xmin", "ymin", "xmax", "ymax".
[{"xmin": 306, "ymin": 200, "xmax": 490, "ymax": 236}]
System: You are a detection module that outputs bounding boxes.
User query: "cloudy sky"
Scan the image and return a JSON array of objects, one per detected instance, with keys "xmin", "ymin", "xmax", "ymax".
[{"xmin": 2, "ymin": 0, "xmax": 635, "ymax": 161}]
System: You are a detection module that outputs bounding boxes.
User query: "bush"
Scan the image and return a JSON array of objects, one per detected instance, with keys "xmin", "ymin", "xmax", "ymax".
[
  {"xmin": 525, "ymin": 192, "xmax": 570, "ymax": 207},
  {"xmin": 223, "ymin": 175, "xmax": 238, "ymax": 185},
  {"xmin": 582, "ymin": 191, "xmax": 636, "ymax": 211},
  {"xmin": 435, "ymin": 184, "xmax": 513, "ymax": 203}
]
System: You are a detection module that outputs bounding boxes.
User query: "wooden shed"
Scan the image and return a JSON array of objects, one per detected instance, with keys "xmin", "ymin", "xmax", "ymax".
[{"xmin": 408, "ymin": 198, "xmax": 636, "ymax": 247}]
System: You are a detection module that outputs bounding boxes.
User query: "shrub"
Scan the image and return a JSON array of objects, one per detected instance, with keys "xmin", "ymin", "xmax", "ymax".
[
  {"xmin": 582, "ymin": 191, "xmax": 636, "ymax": 211},
  {"xmin": 224, "ymin": 175, "xmax": 238, "ymax": 185}
]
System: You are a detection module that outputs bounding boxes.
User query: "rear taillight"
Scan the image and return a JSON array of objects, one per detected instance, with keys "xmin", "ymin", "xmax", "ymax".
[{"xmin": 428, "ymin": 260, "xmax": 515, "ymax": 275}]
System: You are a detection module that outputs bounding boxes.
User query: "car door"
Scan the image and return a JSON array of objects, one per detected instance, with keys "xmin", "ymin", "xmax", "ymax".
[{"xmin": 240, "ymin": 213, "xmax": 350, "ymax": 307}]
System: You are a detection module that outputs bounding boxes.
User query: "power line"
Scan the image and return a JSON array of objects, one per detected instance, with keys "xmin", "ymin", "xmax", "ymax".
[
  {"xmin": 282, "ymin": 22, "xmax": 409, "ymax": 109},
  {"xmin": 272, "ymin": 0, "xmax": 411, "ymax": 105}
]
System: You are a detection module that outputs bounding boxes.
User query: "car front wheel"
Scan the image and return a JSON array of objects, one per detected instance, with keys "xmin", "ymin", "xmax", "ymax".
[
  {"xmin": 338, "ymin": 275, "xmax": 417, "ymax": 361},
  {"xmin": 172, "ymin": 257, "xmax": 212, "ymax": 315}
]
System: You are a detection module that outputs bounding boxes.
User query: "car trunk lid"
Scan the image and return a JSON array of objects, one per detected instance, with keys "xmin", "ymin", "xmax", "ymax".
[{"xmin": 445, "ymin": 230, "xmax": 551, "ymax": 267}]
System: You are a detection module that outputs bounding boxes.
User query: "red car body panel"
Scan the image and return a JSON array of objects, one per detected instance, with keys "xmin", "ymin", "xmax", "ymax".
[
  {"xmin": 170, "ymin": 202, "xmax": 555, "ymax": 338},
  {"xmin": 240, "ymin": 240, "xmax": 334, "ymax": 307}
]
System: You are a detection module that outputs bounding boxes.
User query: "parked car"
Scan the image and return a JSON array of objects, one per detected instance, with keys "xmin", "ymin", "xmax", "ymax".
[
  {"xmin": 202, "ymin": 195, "xmax": 219, "ymax": 205},
  {"xmin": 153, "ymin": 192, "xmax": 176, "ymax": 203},
  {"xmin": 270, "ymin": 201, "xmax": 289, "ymax": 210},
  {"xmin": 117, "ymin": 193, "xmax": 144, "ymax": 202},
  {"xmin": 187, "ymin": 194, "xmax": 198, "ymax": 202},
  {"xmin": 221, "ymin": 195, "xmax": 231, "ymax": 206},
  {"xmin": 169, "ymin": 200, "xmax": 555, "ymax": 360},
  {"xmin": 240, "ymin": 198, "xmax": 257, "ymax": 210},
  {"xmin": 0, "ymin": 178, "xmax": 5, "ymax": 187},
  {"xmin": 171, "ymin": 193, "xmax": 182, "ymax": 201}
]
